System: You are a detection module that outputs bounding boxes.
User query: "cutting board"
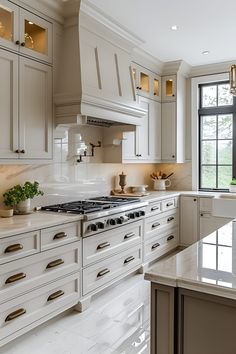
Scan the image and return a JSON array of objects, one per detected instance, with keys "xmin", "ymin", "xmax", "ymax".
[{"xmin": 111, "ymin": 190, "xmax": 149, "ymax": 197}]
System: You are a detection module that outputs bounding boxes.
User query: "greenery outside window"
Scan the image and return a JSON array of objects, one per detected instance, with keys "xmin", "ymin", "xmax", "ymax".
[{"xmin": 199, "ymin": 81, "xmax": 236, "ymax": 190}]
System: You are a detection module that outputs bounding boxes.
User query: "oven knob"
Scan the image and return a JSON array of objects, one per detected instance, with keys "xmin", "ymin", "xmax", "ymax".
[
  {"xmin": 116, "ymin": 217, "xmax": 124, "ymax": 224},
  {"xmin": 128, "ymin": 213, "xmax": 135, "ymax": 219},
  {"xmin": 88, "ymin": 223, "xmax": 98, "ymax": 232},
  {"xmin": 140, "ymin": 210, "xmax": 145, "ymax": 216},
  {"xmin": 135, "ymin": 211, "xmax": 142, "ymax": 217},
  {"xmin": 109, "ymin": 219, "xmax": 117, "ymax": 225},
  {"xmin": 97, "ymin": 222, "xmax": 105, "ymax": 229}
]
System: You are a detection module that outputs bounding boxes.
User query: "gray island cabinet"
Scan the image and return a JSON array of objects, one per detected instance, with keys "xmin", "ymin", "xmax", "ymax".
[{"xmin": 145, "ymin": 220, "xmax": 236, "ymax": 354}]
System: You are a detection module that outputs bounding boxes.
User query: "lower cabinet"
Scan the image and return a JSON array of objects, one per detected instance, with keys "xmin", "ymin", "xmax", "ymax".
[{"xmin": 0, "ymin": 222, "xmax": 81, "ymax": 347}]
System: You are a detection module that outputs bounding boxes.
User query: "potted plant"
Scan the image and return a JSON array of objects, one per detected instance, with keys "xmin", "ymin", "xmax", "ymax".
[
  {"xmin": 3, "ymin": 181, "xmax": 44, "ymax": 214},
  {"xmin": 229, "ymin": 179, "xmax": 236, "ymax": 193}
]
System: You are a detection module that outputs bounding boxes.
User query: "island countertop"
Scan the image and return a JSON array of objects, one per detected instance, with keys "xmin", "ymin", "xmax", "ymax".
[{"xmin": 145, "ymin": 220, "xmax": 236, "ymax": 300}]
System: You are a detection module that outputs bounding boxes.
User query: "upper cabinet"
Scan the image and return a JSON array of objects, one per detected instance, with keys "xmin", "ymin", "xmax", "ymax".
[
  {"xmin": 132, "ymin": 63, "xmax": 161, "ymax": 102},
  {"xmin": 161, "ymin": 75, "xmax": 176, "ymax": 102},
  {"xmin": 0, "ymin": 0, "xmax": 52, "ymax": 63},
  {"xmin": 161, "ymin": 71, "xmax": 186, "ymax": 163}
]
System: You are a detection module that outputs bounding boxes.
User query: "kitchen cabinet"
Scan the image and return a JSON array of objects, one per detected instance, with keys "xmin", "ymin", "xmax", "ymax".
[
  {"xmin": 0, "ymin": 48, "xmax": 52, "ymax": 160},
  {"xmin": 0, "ymin": 221, "xmax": 81, "ymax": 347},
  {"xmin": 104, "ymin": 96, "xmax": 161, "ymax": 163},
  {"xmin": 180, "ymin": 196, "xmax": 199, "ymax": 246},
  {"xmin": 0, "ymin": 0, "xmax": 52, "ymax": 64},
  {"xmin": 132, "ymin": 63, "xmax": 161, "ymax": 102},
  {"xmin": 161, "ymin": 73, "xmax": 186, "ymax": 162},
  {"xmin": 161, "ymin": 74, "xmax": 176, "ymax": 102}
]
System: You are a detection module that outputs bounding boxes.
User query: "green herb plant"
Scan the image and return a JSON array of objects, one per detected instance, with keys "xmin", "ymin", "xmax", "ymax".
[
  {"xmin": 230, "ymin": 179, "xmax": 236, "ymax": 186},
  {"xmin": 3, "ymin": 181, "xmax": 44, "ymax": 208}
]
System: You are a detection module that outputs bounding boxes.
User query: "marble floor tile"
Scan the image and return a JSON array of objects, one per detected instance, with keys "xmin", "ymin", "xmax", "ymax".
[{"xmin": 1, "ymin": 274, "xmax": 151, "ymax": 354}]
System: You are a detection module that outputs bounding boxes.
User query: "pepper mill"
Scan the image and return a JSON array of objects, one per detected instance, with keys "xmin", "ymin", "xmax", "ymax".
[{"xmin": 119, "ymin": 171, "xmax": 127, "ymax": 194}]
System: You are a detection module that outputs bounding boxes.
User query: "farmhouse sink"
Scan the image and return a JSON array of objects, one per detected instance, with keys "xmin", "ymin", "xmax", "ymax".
[{"xmin": 212, "ymin": 194, "xmax": 236, "ymax": 217}]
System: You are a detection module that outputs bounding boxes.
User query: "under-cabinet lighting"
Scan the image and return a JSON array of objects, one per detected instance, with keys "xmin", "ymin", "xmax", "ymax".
[
  {"xmin": 202, "ymin": 51, "xmax": 209, "ymax": 55},
  {"xmin": 28, "ymin": 21, "xmax": 34, "ymax": 25},
  {"xmin": 170, "ymin": 25, "xmax": 178, "ymax": 31}
]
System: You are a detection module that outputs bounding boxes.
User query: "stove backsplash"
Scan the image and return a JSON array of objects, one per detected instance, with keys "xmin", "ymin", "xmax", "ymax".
[{"xmin": 0, "ymin": 137, "xmax": 192, "ymax": 208}]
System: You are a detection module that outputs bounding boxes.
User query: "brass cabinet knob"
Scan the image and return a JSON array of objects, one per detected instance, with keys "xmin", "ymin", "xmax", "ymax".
[
  {"xmin": 21, "ymin": 42, "xmax": 25, "ymax": 47},
  {"xmin": 15, "ymin": 40, "xmax": 20, "ymax": 45}
]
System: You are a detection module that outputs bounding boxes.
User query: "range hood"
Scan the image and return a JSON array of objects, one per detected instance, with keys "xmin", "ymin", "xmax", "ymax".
[{"xmin": 54, "ymin": 0, "xmax": 146, "ymax": 127}]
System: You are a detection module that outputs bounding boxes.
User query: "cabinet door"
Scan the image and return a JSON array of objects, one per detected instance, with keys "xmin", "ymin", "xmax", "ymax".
[
  {"xmin": 162, "ymin": 75, "xmax": 176, "ymax": 102},
  {"xmin": 180, "ymin": 196, "xmax": 199, "ymax": 246},
  {"xmin": 161, "ymin": 102, "xmax": 176, "ymax": 161},
  {"xmin": 137, "ymin": 98, "xmax": 150, "ymax": 160},
  {"xmin": 0, "ymin": 48, "xmax": 18, "ymax": 159},
  {"xmin": 0, "ymin": 0, "xmax": 19, "ymax": 52},
  {"xmin": 151, "ymin": 73, "xmax": 161, "ymax": 102},
  {"xmin": 122, "ymin": 131, "xmax": 138, "ymax": 161},
  {"xmin": 19, "ymin": 58, "xmax": 52, "ymax": 159},
  {"xmin": 149, "ymin": 100, "xmax": 161, "ymax": 161},
  {"xmin": 19, "ymin": 9, "xmax": 52, "ymax": 63}
]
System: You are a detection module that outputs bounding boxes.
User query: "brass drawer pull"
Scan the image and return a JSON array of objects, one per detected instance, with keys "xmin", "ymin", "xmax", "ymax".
[
  {"xmin": 5, "ymin": 308, "xmax": 26, "ymax": 322},
  {"xmin": 47, "ymin": 290, "xmax": 65, "ymax": 301},
  {"xmin": 4, "ymin": 243, "xmax": 23, "ymax": 253},
  {"xmin": 152, "ymin": 222, "xmax": 160, "ymax": 229},
  {"xmin": 167, "ymin": 216, "xmax": 175, "ymax": 222},
  {"xmin": 53, "ymin": 232, "xmax": 67, "ymax": 240},
  {"xmin": 124, "ymin": 256, "xmax": 135, "ymax": 264},
  {"xmin": 124, "ymin": 232, "xmax": 135, "ymax": 240},
  {"xmin": 97, "ymin": 268, "xmax": 110, "ymax": 278},
  {"xmin": 151, "ymin": 206, "xmax": 160, "ymax": 211},
  {"xmin": 167, "ymin": 235, "xmax": 174, "ymax": 241},
  {"xmin": 166, "ymin": 202, "xmax": 174, "ymax": 207},
  {"xmin": 152, "ymin": 243, "xmax": 160, "ymax": 250},
  {"xmin": 97, "ymin": 242, "xmax": 110, "ymax": 250},
  {"xmin": 5, "ymin": 272, "xmax": 26, "ymax": 284},
  {"xmin": 46, "ymin": 259, "xmax": 64, "ymax": 269}
]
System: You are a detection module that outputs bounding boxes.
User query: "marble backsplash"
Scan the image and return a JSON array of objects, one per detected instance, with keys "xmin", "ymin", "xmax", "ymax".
[{"xmin": 0, "ymin": 161, "xmax": 192, "ymax": 208}]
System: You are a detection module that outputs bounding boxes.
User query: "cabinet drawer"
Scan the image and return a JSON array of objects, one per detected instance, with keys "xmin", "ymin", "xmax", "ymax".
[
  {"xmin": 144, "ymin": 228, "xmax": 179, "ymax": 262},
  {"xmin": 41, "ymin": 222, "xmax": 80, "ymax": 251},
  {"xmin": 0, "ymin": 242, "xmax": 80, "ymax": 304},
  {"xmin": 146, "ymin": 201, "xmax": 161, "ymax": 216},
  {"xmin": 83, "ymin": 220, "xmax": 142, "ymax": 266},
  {"xmin": 0, "ymin": 273, "xmax": 79, "ymax": 341},
  {"xmin": 144, "ymin": 209, "xmax": 178, "ymax": 240},
  {"xmin": 83, "ymin": 246, "xmax": 142, "ymax": 296},
  {"xmin": 162, "ymin": 197, "xmax": 177, "ymax": 212},
  {"xmin": 0, "ymin": 231, "xmax": 40, "ymax": 265}
]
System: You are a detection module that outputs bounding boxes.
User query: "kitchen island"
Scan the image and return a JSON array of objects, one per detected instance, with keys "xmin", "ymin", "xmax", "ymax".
[{"xmin": 145, "ymin": 220, "xmax": 236, "ymax": 354}]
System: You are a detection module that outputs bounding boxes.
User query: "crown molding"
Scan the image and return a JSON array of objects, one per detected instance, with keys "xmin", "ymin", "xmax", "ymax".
[
  {"xmin": 80, "ymin": 0, "xmax": 144, "ymax": 50},
  {"xmin": 132, "ymin": 48, "xmax": 164, "ymax": 75},
  {"xmin": 19, "ymin": 0, "xmax": 64, "ymax": 23},
  {"xmin": 189, "ymin": 60, "xmax": 236, "ymax": 78}
]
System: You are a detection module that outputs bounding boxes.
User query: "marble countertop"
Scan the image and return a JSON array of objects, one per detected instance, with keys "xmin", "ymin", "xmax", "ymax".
[
  {"xmin": 145, "ymin": 220, "xmax": 236, "ymax": 299},
  {"xmin": 0, "ymin": 212, "xmax": 83, "ymax": 238},
  {"xmin": 140, "ymin": 190, "xmax": 221, "ymax": 203}
]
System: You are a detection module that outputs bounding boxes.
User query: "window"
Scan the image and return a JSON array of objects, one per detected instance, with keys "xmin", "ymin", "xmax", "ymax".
[{"xmin": 199, "ymin": 81, "xmax": 236, "ymax": 190}]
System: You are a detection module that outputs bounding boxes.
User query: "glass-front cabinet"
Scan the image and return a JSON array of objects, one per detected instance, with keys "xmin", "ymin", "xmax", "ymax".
[
  {"xmin": 161, "ymin": 75, "xmax": 177, "ymax": 102},
  {"xmin": 0, "ymin": 1, "xmax": 52, "ymax": 63},
  {"xmin": 132, "ymin": 63, "xmax": 161, "ymax": 101}
]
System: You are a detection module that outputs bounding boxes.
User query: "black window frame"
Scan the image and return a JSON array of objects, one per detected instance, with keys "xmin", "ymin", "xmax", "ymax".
[{"xmin": 198, "ymin": 80, "xmax": 236, "ymax": 191}]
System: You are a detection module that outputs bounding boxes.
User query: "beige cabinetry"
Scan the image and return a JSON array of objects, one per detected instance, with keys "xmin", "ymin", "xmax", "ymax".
[
  {"xmin": 132, "ymin": 63, "xmax": 161, "ymax": 101},
  {"xmin": 0, "ymin": 221, "xmax": 81, "ymax": 347},
  {"xmin": 0, "ymin": 1, "xmax": 53, "ymax": 161},
  {"xmin": 180, "ymin": 196, "xmax": 199, "ymax": 246},
  {"xmin": 161, "ymin": 73, "xmax": 186, "ymax": 162},
  {"xmin": 143, "ymin": 197, "xmax": 179, "ymax": 266},
  {"xmin": 0, "ymin": 0, "xmax": 52, "ymax": 63},
  {"xmin": 0, "ymin": 49, "xmax": 52, "ymax": 160}
]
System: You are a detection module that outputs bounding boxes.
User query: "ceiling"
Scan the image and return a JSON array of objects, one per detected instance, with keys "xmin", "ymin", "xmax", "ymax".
[{"xmin": 86, "ymin": 0, "xmax": 236, "ymax": 66}]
